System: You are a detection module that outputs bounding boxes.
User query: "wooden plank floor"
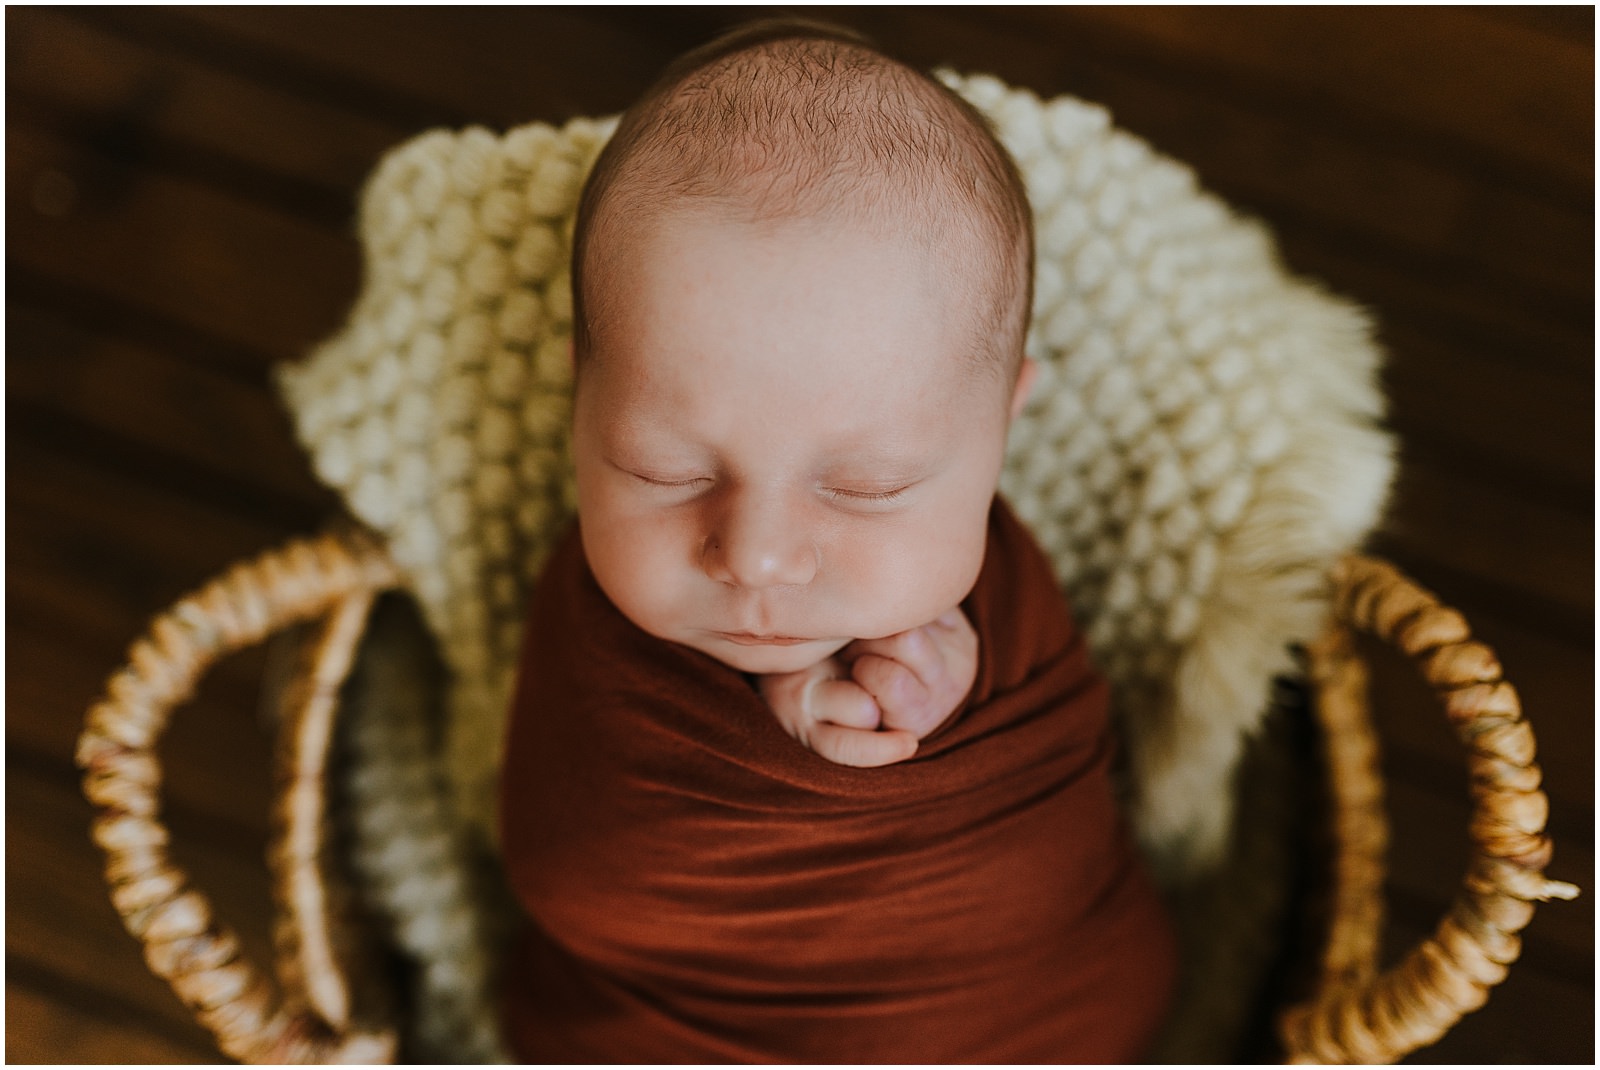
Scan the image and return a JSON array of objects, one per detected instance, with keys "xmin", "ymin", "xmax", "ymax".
[{"xmin": 7, "ymin": 8, "xmax": 1591, "ymax": 1063}]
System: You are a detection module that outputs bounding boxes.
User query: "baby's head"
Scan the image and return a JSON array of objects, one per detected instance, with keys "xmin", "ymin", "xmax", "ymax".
[{"xmin": 570, "ymin": 21, "xmax": 1037, "ymax": 674}]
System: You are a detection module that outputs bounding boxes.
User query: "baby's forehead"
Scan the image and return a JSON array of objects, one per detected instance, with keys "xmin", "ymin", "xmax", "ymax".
[
  {"xmin": 583, "ymin": 201, "xmax": 1009, "ymax": 410},
  {"xmin": 594, "ymin": 190, "xmax": 994, "ymax": 293},
  {"xmin": 594, "ymin": 347, "xmax": 1002, "ymax": 456}
]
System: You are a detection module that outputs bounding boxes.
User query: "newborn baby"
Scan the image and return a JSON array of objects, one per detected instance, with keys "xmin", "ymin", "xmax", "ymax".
[{"xmin": 499, "ymin": 20, "xmax": 1176, "ymax": 1062}]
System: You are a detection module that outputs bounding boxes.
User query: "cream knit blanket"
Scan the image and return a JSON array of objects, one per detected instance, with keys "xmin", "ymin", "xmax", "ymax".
[{"xmin": 278, "ymin": 71, "xmax": 1393, "ymax": 1058}]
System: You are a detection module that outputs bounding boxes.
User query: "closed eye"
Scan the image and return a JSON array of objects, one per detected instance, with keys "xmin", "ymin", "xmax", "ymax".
[
  {"xmin": 632, "ymin": 472, "xmax": 710, "ymax": 489},
  {"xmin": 823, "ymin": 484, "xmax": 913, "ymax": 505}
]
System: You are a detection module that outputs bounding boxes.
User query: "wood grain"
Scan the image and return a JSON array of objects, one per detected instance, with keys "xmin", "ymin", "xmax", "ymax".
[{"xmin": 6, "ymin": 7, "xmax": 1589, "ymax": 1063}]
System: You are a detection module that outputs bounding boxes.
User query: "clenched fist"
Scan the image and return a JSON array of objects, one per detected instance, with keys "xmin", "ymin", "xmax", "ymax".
[{"xmin": 757, "ymin": 608, "xmax": 978, "ymax": 768}]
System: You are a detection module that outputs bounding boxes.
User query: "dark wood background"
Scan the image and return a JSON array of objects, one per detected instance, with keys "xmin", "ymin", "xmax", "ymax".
[{"xmin": 7, "ymin": 7, "xmax": 1592, "ymax": 1063}]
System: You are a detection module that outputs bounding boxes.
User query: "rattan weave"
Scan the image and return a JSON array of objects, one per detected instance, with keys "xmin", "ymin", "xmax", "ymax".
[{"xmin": 77, "ymin": 530, "xmax": 1577, "ymax": 1064}]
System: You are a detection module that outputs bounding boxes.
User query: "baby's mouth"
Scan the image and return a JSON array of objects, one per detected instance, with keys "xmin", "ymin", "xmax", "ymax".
[{"xmin": 714, "ymin": 631, "xmax": 813, "ymax": 647}]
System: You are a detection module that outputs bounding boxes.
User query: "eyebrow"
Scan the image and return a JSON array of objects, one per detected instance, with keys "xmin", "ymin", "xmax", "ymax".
[
  {"xmin": 600, "ymin": 388, "xmax": 958, "ymax": 473},
  {"xmin": 815, "ymin": 438, "xmax": 946, "ymax": 478}
]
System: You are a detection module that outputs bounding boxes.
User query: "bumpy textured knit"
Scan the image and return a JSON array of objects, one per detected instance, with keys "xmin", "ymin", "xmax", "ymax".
[{"xmin": 276, "ymin": 71, "xmax": 1393, "ymax": 1059}]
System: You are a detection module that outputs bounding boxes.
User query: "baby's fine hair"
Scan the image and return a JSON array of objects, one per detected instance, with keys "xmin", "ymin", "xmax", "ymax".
[{"xmin": 570, "ymin": 19, "xmax": 1035, "ymax": 381}]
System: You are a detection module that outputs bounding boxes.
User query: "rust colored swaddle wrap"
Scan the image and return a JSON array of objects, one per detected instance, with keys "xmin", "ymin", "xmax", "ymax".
[{"xmin": 499, "ymin": 499, "xmax": 1176, "ymax": 1062}]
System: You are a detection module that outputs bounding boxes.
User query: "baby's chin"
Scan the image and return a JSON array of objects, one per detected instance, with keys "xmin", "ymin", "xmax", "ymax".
[{"xmin": 688, "ymin": 633, "xmax": 852, "ymax": 676}]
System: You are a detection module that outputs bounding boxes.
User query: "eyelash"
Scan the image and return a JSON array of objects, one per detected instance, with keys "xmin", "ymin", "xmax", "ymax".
[
  {"xmin": 633, "ymin": 474, "xmax": 708, "ymax": 489},
  {"xmin": 823, "ymin": 486, "xmax": 909, "ymax": 504}
]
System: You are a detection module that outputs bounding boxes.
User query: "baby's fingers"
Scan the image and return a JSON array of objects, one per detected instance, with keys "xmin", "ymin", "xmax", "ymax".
[
  {"xmin": 808, "ymin": 677, "xmax": 881, "ymax": 731},
  {"xmin": 851, "ymin": 610, "xmax": 975, "ymax": 693},
  {"xmin": 849, "ymin": 625, "xmax": 940, "ymax": 685},
  {"xmin": 851, "ymin": 653, "xmax": 932, "ymax": 722},
  {"xmin": 808, "ymin": 723, "xmax": 919, "ymax": 768}
]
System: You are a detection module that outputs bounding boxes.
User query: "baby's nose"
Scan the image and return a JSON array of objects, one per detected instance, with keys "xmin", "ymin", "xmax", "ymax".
[{"xmin": 702, "ymin": 492, "xmax": 818, "ymax": 589}]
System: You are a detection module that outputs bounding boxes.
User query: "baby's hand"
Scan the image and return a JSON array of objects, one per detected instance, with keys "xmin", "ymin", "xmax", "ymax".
[
  {"xmin": 841, "ymin": 608, "xmax": 978, "ymax": 739},
  {"xmin": 757, "ymin": 608, "xmax": 977, "ymax": 768},
  {"xmin": 758, "ymin": 658, "xmax": 917, "ymax": 768}
]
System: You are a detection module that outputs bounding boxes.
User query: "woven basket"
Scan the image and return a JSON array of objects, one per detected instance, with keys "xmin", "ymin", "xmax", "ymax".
[
  {"xmin": 75, "ymin": 528, "xmax": 1577, "ymax": 1063},
  {"xmin": 73, "ymin": 66, "xmax": 1578, "ymax": 1062}
]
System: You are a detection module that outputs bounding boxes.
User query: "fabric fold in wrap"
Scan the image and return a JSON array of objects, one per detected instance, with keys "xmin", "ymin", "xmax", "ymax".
[{"xmin": 499, "ymin": 498, "xmax": 1176, "ymax": 1062}]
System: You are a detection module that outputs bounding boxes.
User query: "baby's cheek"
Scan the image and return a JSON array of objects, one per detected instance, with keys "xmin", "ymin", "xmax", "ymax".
[
  {"xmin": 836, "ymin": 518, "xmax": 987, "ymax": 637},
  {"xmin": 582, "ymin": 518, "xmax": 684, "ymax": 632}
]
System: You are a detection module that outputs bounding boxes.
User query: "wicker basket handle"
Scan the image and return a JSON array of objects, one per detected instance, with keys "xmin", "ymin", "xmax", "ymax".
[
  {"xmin": 76, "ymin": 529, "xmax": 403, "ymax": 1064},
  {"xmin": 1278, "ymin": 554, "xmax": 1580, "ymax": 1063}
]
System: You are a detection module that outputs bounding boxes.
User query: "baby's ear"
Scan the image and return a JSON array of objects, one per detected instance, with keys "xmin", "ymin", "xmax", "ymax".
[{"xmin": 1009, "ymin": 358, "xmax": 1038, "ymax": 419}]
